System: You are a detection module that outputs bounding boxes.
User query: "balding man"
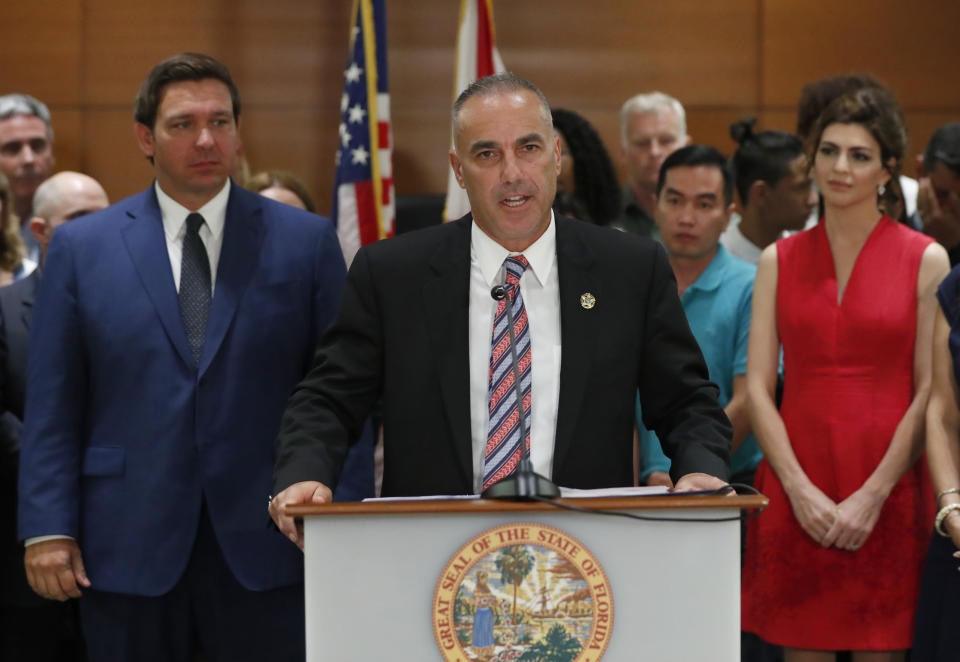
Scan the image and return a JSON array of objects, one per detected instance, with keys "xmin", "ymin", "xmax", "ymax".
[
  {"xmin": 270, "ymin": 73, "xmax": 731, "ymax": 546},
  {"xmin": 0, "ymin": 171, "xmax": 107, "ymax": 661},
  {"xmin": 28, "ymin": 172, "xmax": 110, "ymax": 262},
  {"xmin": 0, "ymin": 94, "xmax": 57, "ymax": 266}
]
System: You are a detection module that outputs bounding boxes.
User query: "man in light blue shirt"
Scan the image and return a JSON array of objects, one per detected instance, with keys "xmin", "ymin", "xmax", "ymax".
[{"xmin": 638, "ymin": 145, "xmax": 760, "ymax": 487}]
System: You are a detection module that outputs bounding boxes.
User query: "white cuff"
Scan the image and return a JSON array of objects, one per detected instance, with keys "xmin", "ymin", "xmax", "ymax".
[{"xmin": 25, "ymin": 535, "xmax": 74, "ymax": 547}]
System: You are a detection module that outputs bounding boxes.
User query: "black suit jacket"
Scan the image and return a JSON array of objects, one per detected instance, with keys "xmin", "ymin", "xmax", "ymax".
[
  {"xmin": 0, "ymin": 269, "xmax": 37, "ymax": 424},
  {"xmin": 0, "ymin": 270, "xmax": 41, "ymax": 607},
  {"xmin": 274, "ymin": 215, "xmax": 731, "ymax": 496}
]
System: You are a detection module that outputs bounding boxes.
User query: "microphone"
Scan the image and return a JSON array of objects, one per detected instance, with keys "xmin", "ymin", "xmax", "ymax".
[{"xmin": 482, "ymin": 282, "xmax": 559, "ymax": 501}]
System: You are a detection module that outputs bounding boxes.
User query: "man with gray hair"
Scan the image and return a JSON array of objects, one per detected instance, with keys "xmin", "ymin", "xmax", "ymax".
[
  {"xmin": 613, "ymin": 91, "xmax": 690, "ymax": 237},
  {"xmin": 0, "ymin": 94, "xmax": 56, "ymax": 265},
  {"xmin": 0, "ymin": 171, "xmax": 107, "ymax": 661}
]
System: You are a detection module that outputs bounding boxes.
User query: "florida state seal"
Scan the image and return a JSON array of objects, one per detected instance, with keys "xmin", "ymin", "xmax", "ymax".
[{"xmin": 433, "ymin": 523, "xmax": 613, "ymax": 662}]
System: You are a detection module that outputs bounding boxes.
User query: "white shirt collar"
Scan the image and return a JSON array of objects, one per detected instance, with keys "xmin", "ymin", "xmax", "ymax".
[
  {"xmin": 156, "ymin": 179, "xmax": 230, "ymax": 242},
  {"xmin": 471, "ymin": 211, "xmax": 557, "ymax": 288}
]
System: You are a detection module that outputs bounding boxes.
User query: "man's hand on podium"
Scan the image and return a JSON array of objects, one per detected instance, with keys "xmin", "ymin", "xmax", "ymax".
[
  {"xmin": 646, "ymin": 471, "xmax": 674, "ymax": 488},
  {"xmin": 24, "ymin": 538, "xmax": 91, "ymax": 601},
  {"xmin": 670, "ymin": 472, "xmax": 731, "ymax": 494},
  {"xmin": 269, "ymin": 481, "xmax": 333, "ymax": 550}
]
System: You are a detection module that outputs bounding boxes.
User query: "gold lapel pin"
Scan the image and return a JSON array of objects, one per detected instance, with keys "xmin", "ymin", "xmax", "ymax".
[{"xmin": 580, "ymin": 292, "xmax": 596, "ymax": 310}]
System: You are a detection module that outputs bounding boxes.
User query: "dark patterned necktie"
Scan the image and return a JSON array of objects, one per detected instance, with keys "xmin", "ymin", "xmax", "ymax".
[
  {"xmin": 179, "ymin": 212, "xmax": 211, "ymax": 364},
  {"xmin": 483, "ymin": 254, "xmax": 532, "ymax": 491}
]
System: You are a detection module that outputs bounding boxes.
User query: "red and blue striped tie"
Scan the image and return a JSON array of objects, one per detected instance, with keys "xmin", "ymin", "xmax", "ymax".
[{"xmin": 483, "ymin": 254, "xmax": 532, "ymax": 491}]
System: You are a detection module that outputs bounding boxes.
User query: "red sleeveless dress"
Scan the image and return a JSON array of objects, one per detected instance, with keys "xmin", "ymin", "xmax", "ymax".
[{"xmin": 742, "ymin": 217, "xmax": 935, "ymax": 650}]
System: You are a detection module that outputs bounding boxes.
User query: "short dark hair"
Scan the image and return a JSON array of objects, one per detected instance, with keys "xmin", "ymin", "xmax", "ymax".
[
  {"xmin": 729, "ymin": 117, "xmax": 805, "ymax": 205},
  {"xmin": 923, "ymin": 122, "xmax": 960, "ymax": 177},
  {"xmin": 795, "ymin": 73, "xmax": 886, "ymax": 140},
  {"xmin": 657, "ymin": 144, "xmax": 734, "ymax": 205},
  {"xmin": 134, "ymin": 53, "xmax": 241, "ymax": 129},
  {"xmin": 452, "ymin": 72, "xmax": 551, "ymax": 132}
]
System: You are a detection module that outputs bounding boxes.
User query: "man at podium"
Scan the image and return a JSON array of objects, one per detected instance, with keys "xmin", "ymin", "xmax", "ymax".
[{"xmin": 270, "ymin": 73, "xmax": 731, "ymax": 547}]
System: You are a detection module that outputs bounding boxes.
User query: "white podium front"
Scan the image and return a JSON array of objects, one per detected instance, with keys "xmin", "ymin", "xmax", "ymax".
[{"xmin": 289, "ymin": 494, "xmax": 766, "ymax": 662}]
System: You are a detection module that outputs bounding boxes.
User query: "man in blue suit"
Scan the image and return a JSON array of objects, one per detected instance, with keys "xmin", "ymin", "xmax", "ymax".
[{"xmin": 17, "ymin": 53, "xmax": 350, "ymax": 661}]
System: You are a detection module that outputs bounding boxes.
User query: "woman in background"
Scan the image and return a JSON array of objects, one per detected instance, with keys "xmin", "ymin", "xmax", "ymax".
[
  {"xmin": 551, "ymin": 108, "xmax": 620, "ymax": 226},
  {"xmin": 247, "ymin": 169, "xmax": 316, "ymax": 213},
  {"xmin": 742, "ymin": 87, "xmax": 949, "ymax": 660}
]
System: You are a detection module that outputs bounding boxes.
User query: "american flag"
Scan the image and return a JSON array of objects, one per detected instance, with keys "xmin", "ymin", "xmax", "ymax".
[
  {"xmin": 443, "ymin": 0, "xmax": 506, "ymax": 222},
  {"xmin": 333, "ymin": 0, "xmax": 394, "ymax": 266}
]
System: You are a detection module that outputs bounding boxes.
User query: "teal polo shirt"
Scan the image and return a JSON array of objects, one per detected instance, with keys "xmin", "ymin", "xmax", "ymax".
[{"xmin": 636, "ymin": 244, "xmax": 761, "ymax": 481}]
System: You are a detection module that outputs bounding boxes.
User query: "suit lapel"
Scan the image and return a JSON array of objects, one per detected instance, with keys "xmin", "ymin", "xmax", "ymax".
[
  {"xmin": 198, "ymin": 187, "xmax": 263, "ymax": 376},
  {"xmin": 552, "ymin": 218, "xmax": 600, "ymax": 475},
  {"xmin": 121, "ymin": 188, "xmax": 195, "ymax": 368},
  {"xmin": 423, "ymin": 218, "xmax": 474, "ymax": 486}
]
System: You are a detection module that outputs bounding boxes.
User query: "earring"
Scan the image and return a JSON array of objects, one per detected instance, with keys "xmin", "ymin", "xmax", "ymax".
[{"xmin": 878, "ymin": 183, "xmax": 886, "ymax": 196}]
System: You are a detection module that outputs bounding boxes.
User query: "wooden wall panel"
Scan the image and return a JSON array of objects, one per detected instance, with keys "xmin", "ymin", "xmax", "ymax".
[
  {"xmin": 388, "ymin": 0, "xmax": 760, "ymax": 193},
  {"xmin": 1, "ymin": 1, "xmax": 957, "ymax": 202},
  {"xmin": 82, "ymin": 0, "xmax": 349, "ymax": 107},
  {"xmin": 0, "ymin": 1, "xmax": 83, "ymax": 105},
  {"xmin": 83, "ymin": 1, "xmax": 228, "ymax": 106},
  {"xmin": 686, "ymin": 109, "xmax": 757, "ymax": 159},
  {"xmin": 240, "ymin": 108, "xmax": 341, "ymax": 215},
  {"xmin": 497, "ymin": 0, "xmax": 758, "ymax": 108},
  {"xmin": 388, "ymin": 0, "xmax": 459, "ymax": 198},
  {"xmin": 762, "ymin": 0, "xmax": 960, "ymax": 109},
  {"xmin": 391, "ymin": 105, "xmax": 454, "ymax": 199},
  {"xmin": 47, "ymin": 109, "xmax": 84, "ymax": 175},
  {"xmin": 82, "ymin": 109, "xmax": 154, "ymax": 201}
]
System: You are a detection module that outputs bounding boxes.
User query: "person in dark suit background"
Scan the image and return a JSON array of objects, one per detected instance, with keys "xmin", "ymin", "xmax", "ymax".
[
  {"xmin": 0, "ymin": 171, "xmax": 108, "ymax": 660},
  {"xmin": 17, "ymin": 53, "xmax": 361, "ymax": 662},
  {"xmin": 269, "ymin": 73, "xmax": 731, "ymax": 546}
]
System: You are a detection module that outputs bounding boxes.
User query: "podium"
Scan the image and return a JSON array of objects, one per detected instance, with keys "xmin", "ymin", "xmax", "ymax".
[{"xmin": 289, "ymin": 494, "xmax": 766, "ymax": 661}]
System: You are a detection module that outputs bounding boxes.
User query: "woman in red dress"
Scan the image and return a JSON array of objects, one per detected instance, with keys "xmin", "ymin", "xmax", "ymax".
[{"xmin": 742, "ymin": 87, "xmax": 950, "ymax": 661}]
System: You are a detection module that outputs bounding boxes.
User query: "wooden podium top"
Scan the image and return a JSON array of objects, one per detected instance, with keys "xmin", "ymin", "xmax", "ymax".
[{"xmin": 286, "ymin": 493, "xmax": 767, "ymax": 517}]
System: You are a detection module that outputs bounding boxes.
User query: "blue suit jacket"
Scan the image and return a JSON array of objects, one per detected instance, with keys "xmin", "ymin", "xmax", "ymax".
[{"xmin": 18, "ymin": 182, "xmax": 348, "ymax": 596}]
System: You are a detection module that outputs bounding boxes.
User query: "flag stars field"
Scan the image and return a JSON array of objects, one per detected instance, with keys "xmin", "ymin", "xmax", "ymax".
[
  {"xmin": 348, "ymin": 105, "xmax": 367, "ymax": 123},
  {"xmin": 351, "ymin": 145, "xmax": 370, "ymax": 165},
  {"xmin": 345, "ymin": 62, "xmax": 362, "ymax": 83}
]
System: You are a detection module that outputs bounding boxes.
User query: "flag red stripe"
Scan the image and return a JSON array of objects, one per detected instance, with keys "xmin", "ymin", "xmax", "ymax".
[
  {"xmin": 378, "ymin": 121, "xmax": 390, "ymax": 148},
  {"xmin": 475, "ymin": 1, "xmax": 495, "ymax": 78},
  {"xmin": 354, "ymin": 180, "xmax": 380, "ymax": 246}
]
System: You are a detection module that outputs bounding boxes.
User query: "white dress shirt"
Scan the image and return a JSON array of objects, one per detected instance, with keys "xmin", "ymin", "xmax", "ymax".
[
  {"xmin": 468, "ymin": 213, "xmax": 562, "ymax": 493},
  {"xmin": 156, "ymin": 179, "xmax": 230, "ymax": 293}
]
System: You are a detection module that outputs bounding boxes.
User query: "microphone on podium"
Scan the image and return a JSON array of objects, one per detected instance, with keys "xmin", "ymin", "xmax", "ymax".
[{"xmin": 481, "ymin": 283, "xmax": 560, "ymax": 501}]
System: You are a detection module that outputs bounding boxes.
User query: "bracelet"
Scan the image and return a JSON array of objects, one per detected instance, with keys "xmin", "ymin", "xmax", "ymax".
[
  {"xmin": 936, "ymin": 487, "xmax": 960, "ymax": 505},
  {"xmin": 935, "ymin": 503, "xmax": 960, "ymax": 537}
]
